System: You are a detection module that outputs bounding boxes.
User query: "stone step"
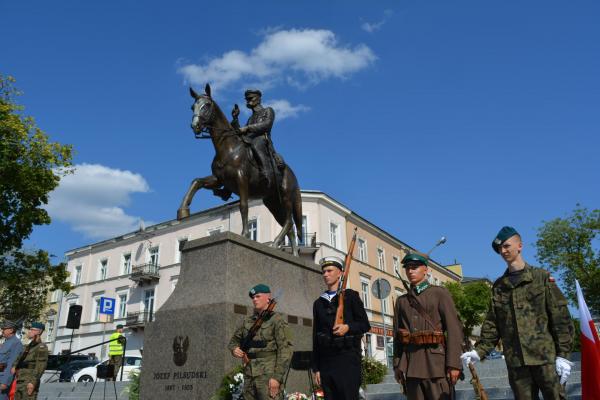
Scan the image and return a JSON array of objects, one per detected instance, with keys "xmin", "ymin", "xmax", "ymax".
[{"xmin": 37, "ymin": 382, "xmax": 130, "ymax": 400}]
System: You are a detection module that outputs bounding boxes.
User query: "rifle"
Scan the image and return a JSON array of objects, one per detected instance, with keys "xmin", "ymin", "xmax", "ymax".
[
  {"xmin": 334, "ymin": 227, "xmax": 358, "ymax": 326},
  {"xmin": 239, "ymin": 296, "xmax": 278, "ymax": 365},
  {"xmin": 461, "ymin": 337, "xmax": 488, "ymax": 400}
]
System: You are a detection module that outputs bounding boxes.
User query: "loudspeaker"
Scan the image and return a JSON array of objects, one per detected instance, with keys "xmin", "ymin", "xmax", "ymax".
[
  {"xmin": 66, "ymin": 305, "xmax": 83, "ymax": 329},
  {"xmin": 97, "ymin": 364, "xmax": 114, "ymax": 379}
]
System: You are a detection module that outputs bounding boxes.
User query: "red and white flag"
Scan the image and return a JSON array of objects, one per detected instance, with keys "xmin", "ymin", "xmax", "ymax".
[{"xmin": 576, "ymin": 280, "xmax": 600, "ymax": 398}]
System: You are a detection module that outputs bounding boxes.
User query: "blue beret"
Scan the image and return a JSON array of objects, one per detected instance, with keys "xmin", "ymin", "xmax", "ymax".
[
  {"xmin": 249, "ymin": 284, "xmax": 270, "ymax": 297},
  {"xmin": 401, "ymin": 253, "xmax": 428, "ymax": 266},
  {"xmin": 1, "ymin": 320, "xmax": 18, "ymax": 330},
  {"xmin": 492, "ymin": 226, "xmax": 519, "ymax": 253},
  {"xmin": 31, "ymin": 322, "xmax": 45, "ymax": 331}
]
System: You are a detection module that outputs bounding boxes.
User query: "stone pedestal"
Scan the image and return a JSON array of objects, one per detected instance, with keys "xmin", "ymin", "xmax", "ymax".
[{"xmin": 139, "ymin": 232, "xmax": 323, "ymax": 399}]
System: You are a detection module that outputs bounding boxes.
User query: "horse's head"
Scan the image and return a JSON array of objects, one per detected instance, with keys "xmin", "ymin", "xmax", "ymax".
[{"xmin": 189, "ymin": 84, "xmax": 214, "ymax": 136}]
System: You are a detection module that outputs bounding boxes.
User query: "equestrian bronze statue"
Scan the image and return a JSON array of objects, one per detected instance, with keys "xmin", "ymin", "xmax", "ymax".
[{"xmin": 177, "ymin": 84, "xmax": 303, "ymax": 256}]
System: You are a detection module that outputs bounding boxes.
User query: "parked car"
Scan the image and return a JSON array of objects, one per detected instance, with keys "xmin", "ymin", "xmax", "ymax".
[
  {"xmin": 487, "ymin": 350, "xmax": 504, "ymax": 360},
  {"xmin": 42, "ymin": 354, "xmax": 98, "ymax": 383},
  {"xmin": 58, "ymin": 359, "xmax": 100, "ymax": 382},
  {"xmin": 72, "ymin": 352, "xmax": 142, "ymax": 382}
]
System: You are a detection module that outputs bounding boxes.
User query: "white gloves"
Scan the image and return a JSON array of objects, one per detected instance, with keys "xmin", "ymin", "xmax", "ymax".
[
  {"xmin": 460, "ymin": 350, "xmax": 480, "ymax": 369},
  {"xmin": 555, "ymin": 357, "xmax": 574, "ymax": 385}
]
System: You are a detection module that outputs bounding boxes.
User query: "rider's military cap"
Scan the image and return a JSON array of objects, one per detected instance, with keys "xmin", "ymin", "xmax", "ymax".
[
  {"xmin": 244, "ymin": 89, "xmax": 262, "ymax": 98},
  {"xmin": 492, "ymin": 226, "xmax": 519, "ymax": 253}
]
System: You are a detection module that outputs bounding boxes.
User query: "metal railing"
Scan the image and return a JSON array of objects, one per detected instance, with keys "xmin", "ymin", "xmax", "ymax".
[
  {"xmin": 130, "ymin": 263, "xmax": 160, "ymax": 281},
  {"xmin": 125, "ymin": 311, "xmax": 154, "ymax": 327},
  {"xmin": 296, "ymin": 232, "xmax": 317, "ymax": 247}
]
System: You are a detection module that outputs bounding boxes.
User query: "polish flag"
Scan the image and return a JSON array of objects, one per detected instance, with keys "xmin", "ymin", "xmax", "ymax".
[{"xmin": 576, "ymin": 280, "xmax": 600, "ymax": 398}]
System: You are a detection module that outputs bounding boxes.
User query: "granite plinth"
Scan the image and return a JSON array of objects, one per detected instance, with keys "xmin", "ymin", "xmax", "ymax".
[{"xmin": 139, "ymin": 232, "xmax": 323, "ymax": 399}]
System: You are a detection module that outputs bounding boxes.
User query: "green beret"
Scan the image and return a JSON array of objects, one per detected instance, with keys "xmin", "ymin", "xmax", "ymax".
[
  {"xmin": 492, "ymin": 226, "xmax": 519, "ymax": 253},
  {"xmin": 401, "ymin": 253, "xmax": 428, "ymax": 266},
  {"xmin": 319, "ymin": 256, "xmax": 344, "ymax": 270},
  {"xmin": 116, "ymin": 324, "xmax": 124, "ymax": 329},
  {"xmin": 31, "ymin": 322, "xmax": 45, "ymax": 331},
  {"xmin": 249, "ymin": 284, "xmax": 271, "ymax": 297},
  {"xmin": 244, "ymin": 89, "xmax": 262, "ymax": 98}
]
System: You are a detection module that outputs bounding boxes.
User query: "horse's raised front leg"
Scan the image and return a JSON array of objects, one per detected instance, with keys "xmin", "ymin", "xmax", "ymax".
[
  {"xmin": 177, "ymin": 175, "xmax": 221, "ymax": 220},
  {"xmin": 286, "ymin": 228, "xmax": 299, "ymax": 257}
]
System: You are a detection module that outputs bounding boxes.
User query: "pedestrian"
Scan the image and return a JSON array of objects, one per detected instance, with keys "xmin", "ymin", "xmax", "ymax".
[
  {"xmin": 461, "ymin": 226, "xmax": 574, "ymax": 399},
  {"xmin": 310, "ymin": 256, "xmax": 371, "ymax": 400},
  {"xmin": 107, "ymin": 324, "xmax": 125, "ymax": 381},
  {"xmin": 11, "ymin": 322, "xmax": 48, "ymax": 400},
  {"xmin": 228, "ymin": 284, "xmax": 293, "ymax": 400},
  {"xmin": 392, "ymin": 253, "xmax": 463, "ymax": 400},
  {"xmin": 0, "ymin": 320, "xmax": 23, "ymax": 400}
]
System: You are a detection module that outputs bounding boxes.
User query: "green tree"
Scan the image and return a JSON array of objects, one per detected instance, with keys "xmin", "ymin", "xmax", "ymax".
[
  {"xmin": 0, "ymin": 75, "xmax": 73, "ymax": 321},
  {"xmin": 535, "ymin": 205, "xmax": 600, "ymax": 313},
  {"xmin": 444, "ymin": 281, "xmax": 492, "ymax": 338}
]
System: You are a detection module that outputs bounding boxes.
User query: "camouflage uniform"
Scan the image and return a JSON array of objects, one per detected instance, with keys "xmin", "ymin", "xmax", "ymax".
[
  {"xmin": 12, "ymin": 341, "xmax": 48, "ymax": 400},
  {"xmin": 228, "ymin": 312, "xmax": 293, "ymax": 400},
  {"xmin": 475, "ymin": 264, "xmax": 573, "ymax": 399}
]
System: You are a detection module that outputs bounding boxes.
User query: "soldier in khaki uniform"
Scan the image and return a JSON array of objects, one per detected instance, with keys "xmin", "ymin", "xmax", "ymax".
[
  {"xmin": 461, "ymin": 226, "xmax": 574, "ymax": 400},
  {"xmin": 11, "ymin": 322, "xmax": 48, "ymax": 400},
  {"xmin": 393, "ymin": 253, "xmax": 463, "ymax": 400},
  {"xmin": 228, "ymin": 284, "xmax": 293, "ymax": 400}
]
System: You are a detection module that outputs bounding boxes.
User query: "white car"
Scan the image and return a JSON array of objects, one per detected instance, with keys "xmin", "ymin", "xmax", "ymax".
[{"xmin": 72, "ymin": 352, "xmax": 142, "ymax": 382}]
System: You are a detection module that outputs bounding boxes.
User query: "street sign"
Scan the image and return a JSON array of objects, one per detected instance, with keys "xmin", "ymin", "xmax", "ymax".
[
  {"xmin": 372, "ymin": 278, "xmax": 391, "ymax": 300},
  {"xmin": 100, "ymin": 297, "xmax": 115, "ymax": 315}
]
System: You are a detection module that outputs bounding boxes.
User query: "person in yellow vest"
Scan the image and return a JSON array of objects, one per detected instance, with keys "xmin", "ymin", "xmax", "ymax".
[{"xmin": 107, "ymin": 324, "xmax": 125, "ymax": 381}]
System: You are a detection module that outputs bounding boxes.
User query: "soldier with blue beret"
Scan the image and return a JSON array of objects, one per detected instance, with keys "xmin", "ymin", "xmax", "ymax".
[
  {"xmin": 0, "ymin": 320, "xmax": 23, "ymax": 399},
  {"xmin": 229, "ymin": 284, "xmax": 293, "ymax": 400},
  {"xmin": 461, "ymin": 226, "xmax": 574, "ymax": 400}
]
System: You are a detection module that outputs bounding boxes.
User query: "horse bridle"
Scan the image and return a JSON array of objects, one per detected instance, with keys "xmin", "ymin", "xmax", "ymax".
[{"xmin": 192, "ymin": 96, "xmax": 239, "ymax": 141}]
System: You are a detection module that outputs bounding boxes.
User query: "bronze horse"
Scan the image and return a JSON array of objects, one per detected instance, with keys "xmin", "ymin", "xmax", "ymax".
[{"xmin": 177, "ymin": 84, "xmax": 303, "ymax": 256}]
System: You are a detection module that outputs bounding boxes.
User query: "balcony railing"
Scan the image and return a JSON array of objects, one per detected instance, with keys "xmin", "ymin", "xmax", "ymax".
[
  {"xmin": 129, "ymin": 263, "xmax": 160, "ymax": 283},
  {"xmin": 125, "ymin": 311, "xmax": 154, "ymax": 328},
  {"xmin": 297, "ymin": 232, "xmax": 317, "ymax": 248}
]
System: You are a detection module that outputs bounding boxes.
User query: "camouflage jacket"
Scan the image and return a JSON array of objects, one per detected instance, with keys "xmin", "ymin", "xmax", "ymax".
[
  {"xmin": 228, "ymin": 311, "xmax": 293, "ymax": 382},
  {"xmin": 13, "ymin": 341, "xmax": 48, "ymax": 387},
  {"xmin": 475, "ymin": 264, "xmax": 573, "ymax": 367}
]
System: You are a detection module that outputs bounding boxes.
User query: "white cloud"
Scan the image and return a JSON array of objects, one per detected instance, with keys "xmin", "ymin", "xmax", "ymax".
[
  {"xmin": 178, "ymin": 28, "xmax": 376, "ymax": 91},
  {"xmin": 361, "ymin": 10, "xmax": 394, "ymax": 33},
  {"xmin": 265, "ymin": 99, "xmax": 310, "ymax": 120},
  {"xmin": 45, "ymin": 164, "xmax": 150, "ymax": 240}
]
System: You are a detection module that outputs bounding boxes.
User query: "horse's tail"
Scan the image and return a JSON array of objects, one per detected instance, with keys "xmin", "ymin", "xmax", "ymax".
[{"xmin": 292, "ymin": 186, "xmax": 303, "ymax": 241}]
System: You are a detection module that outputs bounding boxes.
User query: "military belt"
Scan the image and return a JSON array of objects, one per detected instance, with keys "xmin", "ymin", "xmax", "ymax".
[
  {"xmin": 397, "ymin": 329, "xmax": 445, "ymax": 346},
  {"xmin": 316, "ymin": 332, "xmax": 362, "ymax": 350},
  {"xmin": 247, "ymin": 351, "xmax": 277, "ymax": 360}
]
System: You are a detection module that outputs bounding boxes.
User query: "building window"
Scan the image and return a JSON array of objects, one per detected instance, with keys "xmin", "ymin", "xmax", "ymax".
[
  {"xmin": 329, "ymin": 222, "xmax": 339, "ymax": 249},
  {"xmin": 299, "ymin": 215, "xmax": 308, "ymax": 245},
  {"xmin": 148, "ymin": 246, "xmax": 159, "ymax": 266},
  {"xmin": 143, "ymin": 289, "xmax": 155, "ymax": 321},
  {"xmin": 393, "ymin": 256, "xmax": 400, "ymax": 275},
  {"xmin": 74, "ymin": 265, "xmax": 82, "ymax": 285},
  {"xmin": 93, "ymin": 297, "xmax": 101, "ymax": 322},
  {"xmin": 376, "ymin": 335, "xmax": 385, "ymax": 348},
  {"xmin": 360, "ymin": 279, "xmax": 371, "ymax": 309},
  {"xmin": 46, "ymin": 320, "xmax": 55, "ymax": 340},
  {"xmin": 365, "ymin": 333, "xmax": 373, "ymax": 357},
  {"xmin": 382, "ymin": 298, "xmax": 389, "ymax": 315},
  {"xmin": 51, "ymin": 290, "xmax": 60, "ymax": 303},
  {"xmin": 118, "ymin": 293, "xmax": 128, "ymax": 319},
  {"xmin": 122, "ymin": 253, "xmax": 131, "ymax": 275},
  {"xmin": 248, "ymin": 219, "xmax": 258, "ymax": 241},
  {"xmin": 98, "ymin": 260, "xmax": 108, "ymax": 281},
  {"xmin": 358, "ymin": 238, "xmax": 367, "ymax": 262},
  {"xmin": 175, "ymin": 238, "xmax": 187, "ymax": 263},
  {"xmin": 377, "ymin": 248, "xmax": 385, "ymax": 271}
]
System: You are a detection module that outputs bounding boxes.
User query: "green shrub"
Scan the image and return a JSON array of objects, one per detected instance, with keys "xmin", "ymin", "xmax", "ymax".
[
  {"xmin": 210, "ymin": 364, "xmax": 245, "ymax": 400},
  {"xmin": 124, "ymin": 371, "xmax": 140, "ymax": 400},
  {"xmin": 361, "ymin": 357, "xmax": 387, "ymax": 387}
]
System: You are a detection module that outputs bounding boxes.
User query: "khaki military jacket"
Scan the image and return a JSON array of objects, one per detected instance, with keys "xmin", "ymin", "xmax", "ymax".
[
  {"xmin": 475, "ymin": 264, "xmax": 573, "ymax": 367},
  {"xmin": 393, "ymin": 285, "xmax": 463, "ymax": 379},
  {"xmin": 228, "ymin": 312, "xmax": 293, "ymax": 383},
  {"xmin": 13, "ymin": 341, "xmax": 48, "ymax": 387}
]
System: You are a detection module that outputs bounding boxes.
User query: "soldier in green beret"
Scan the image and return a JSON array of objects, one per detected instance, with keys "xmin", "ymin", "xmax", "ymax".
[
  {"xmin": 461, "ymin": 226, "xmax": 574, "ymax": 400},
  {"xmin": 392, "ymin": 253, "xmax": 463, "ymax": 400},
  {"xmin": 11, "ymin": 322, "xmax": 48, "ymax": 400},
  {"xmin": 228, "ymin": 284, "xmax": 293, "ymax": 400}
]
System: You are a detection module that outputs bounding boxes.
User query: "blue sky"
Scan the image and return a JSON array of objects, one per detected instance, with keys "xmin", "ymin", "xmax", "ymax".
[{"xmin": 2, "ymin": 1, "xmax": 599, "ymax": 283}]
